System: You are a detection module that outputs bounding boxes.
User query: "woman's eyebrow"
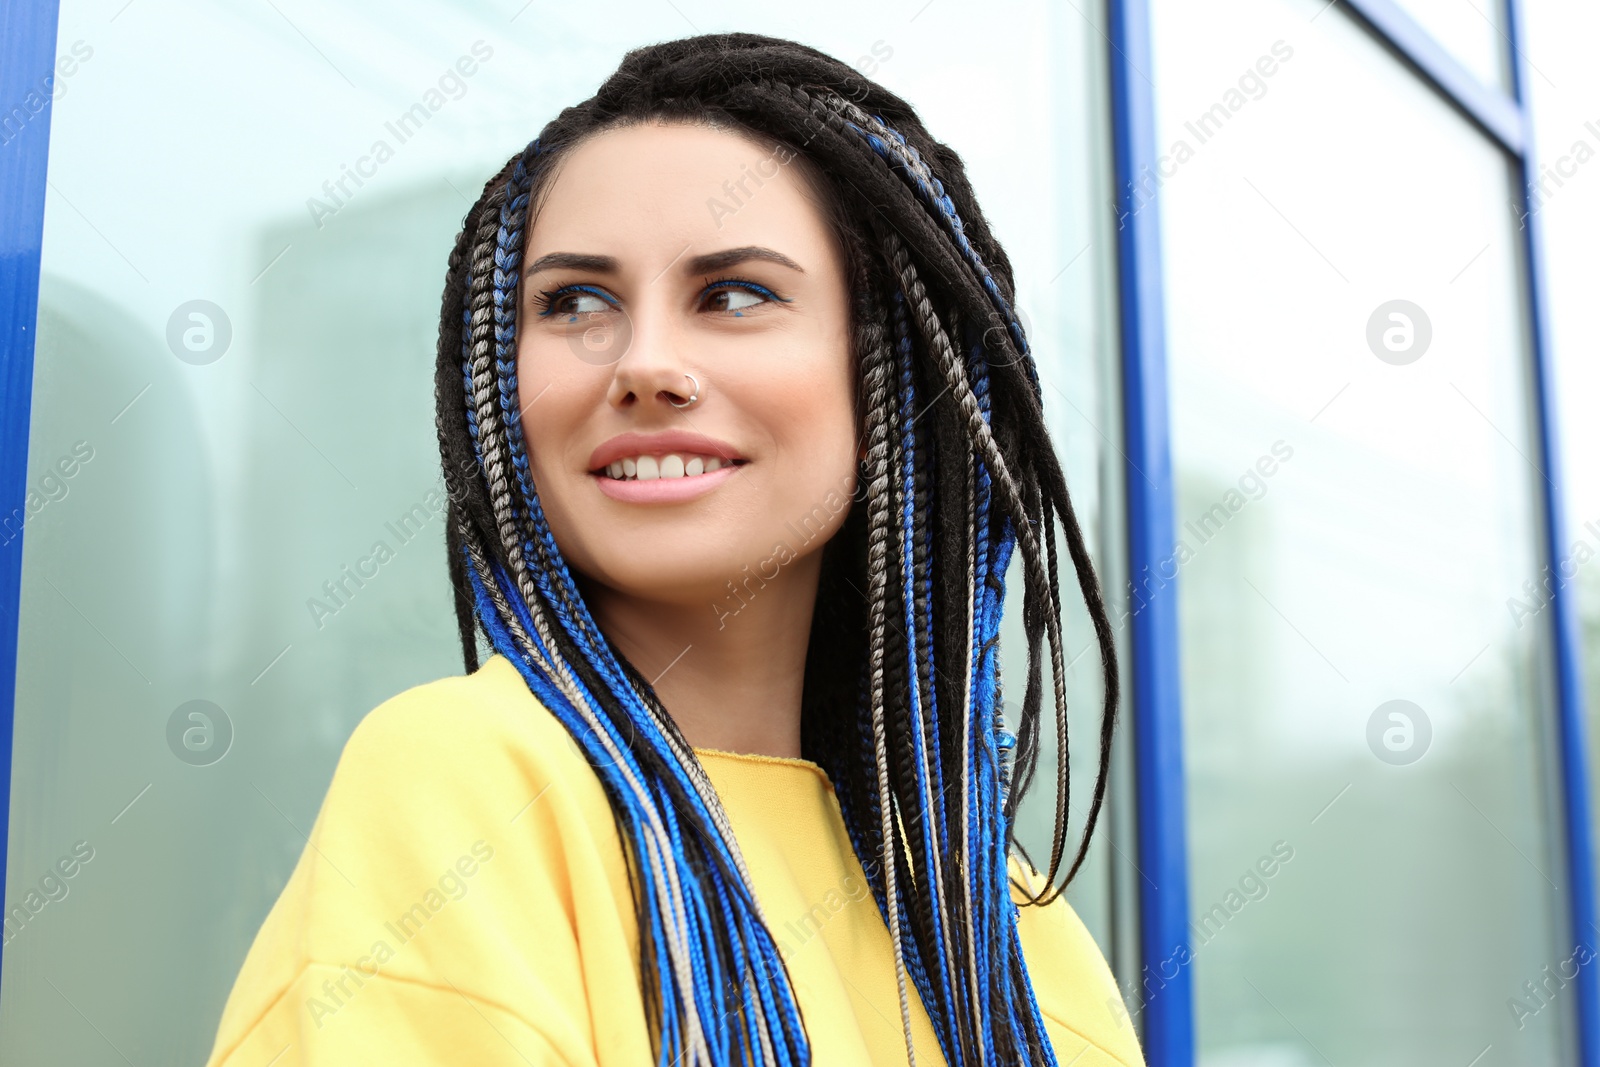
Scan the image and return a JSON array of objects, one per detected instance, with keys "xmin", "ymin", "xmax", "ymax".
[
  {"xmin": 523, "ymin": 246, "xmax": 806, "ymax": 279},
  {"xmin": 524, "ymin": 251, "xmax": 616, "ymax": 277},
  {"xmin": 683, "ymin": 246, "xmax": 806, "ymax": 275}
]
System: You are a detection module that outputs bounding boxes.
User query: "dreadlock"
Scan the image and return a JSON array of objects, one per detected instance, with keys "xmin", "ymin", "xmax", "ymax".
[{"xmin": 431, "ymin": 31, "xmax": 1120, "ymax": 1067}]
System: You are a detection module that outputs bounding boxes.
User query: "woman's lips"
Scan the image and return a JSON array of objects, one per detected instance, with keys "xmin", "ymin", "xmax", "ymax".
[{"xmin": 593, "ymin": 461, "xmax": 741, "ymax": 503}]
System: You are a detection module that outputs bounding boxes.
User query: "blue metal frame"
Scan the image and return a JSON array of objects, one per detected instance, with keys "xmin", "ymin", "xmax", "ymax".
[
  {"xmin": 0, "ymin": 0, "xmax": 63, "ymax": 996},
  {"xmin": 1106, "ymin": 1, "xmax": 1195, "ymax": 1063},
  {"xmin": 1503, "ymin": 0, "xmax": 1600, "ymax": 1061},
  {"xmin": 1341, "ymin": 0, "xmax": 1525, "ymax": 153}
]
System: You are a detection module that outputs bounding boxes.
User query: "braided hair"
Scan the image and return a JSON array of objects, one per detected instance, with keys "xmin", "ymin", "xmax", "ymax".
[{"xmin": 432, "ymin": 31, "xmax": 1119, "ymax": 1067}]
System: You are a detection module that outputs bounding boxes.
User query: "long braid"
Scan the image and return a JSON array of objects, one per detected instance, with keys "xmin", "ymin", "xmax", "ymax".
[
  {"xmin": 819, "ymin": 94, "xmax": 1038, "ymax": 394},
  {"xmin": 433, "ymin": 31, "xmax": 1119, "ymax": 1067},
  {"xmin": 433, "ymin": 226, "xmax": 483, "ymax": 672},
  {"xmin": 858, "ymin": 273, "xmax": 921, "ymax": 1063},
  {"xmin": 891, "ymin": 284, "xmax": 966, "ymax": 1065},
  {"xmin": 884, "ymin": 230, "xmax": 1078, "ymax": 901}
]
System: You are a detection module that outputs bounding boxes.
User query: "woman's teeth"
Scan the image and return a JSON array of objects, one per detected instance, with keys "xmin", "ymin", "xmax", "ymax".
[{"xmin": 604, "ymin": 454, "xmax": 726, "ymax": 481}]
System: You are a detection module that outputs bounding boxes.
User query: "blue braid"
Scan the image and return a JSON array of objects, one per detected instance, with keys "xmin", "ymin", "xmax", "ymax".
[
  {"xmin": 889, "ymin": 290, "xmax": 963, "ymax": 1065},
  {"xmin": 461, "ymin": 296, "xmax": 482, "ymax": 472},
  {"xmin": 877, "ymin": 120, "xmax": 1034, "ymax": 384},
  {"xmin": 885, "ymin": 293, "xmax": 962, "ymax": 1065},
  {"xmin": 473, "ymin": 547, "xmax": 797, "ymax": 1066},
  {"xmin": 957, "ymin": 371, "xmax": 995, "ymax": 1067},
  {"xmin": 826, "ymin": 107, "xmax": 1038, "ymax": 396},
  {"xmin": 965, "ymin": 309, "xmax": 1052, "ymax": 1064},
  {"xmin": 860, "ymin": 292, "xmax": 942, "ymax": 1043},
  {"xmin": 965, "ymin": 318, "xmax": 1018, "ymax": 810},
  {"xmin": 804, "ymin": 163, "xmax": 1049, "ymax": 1065}
]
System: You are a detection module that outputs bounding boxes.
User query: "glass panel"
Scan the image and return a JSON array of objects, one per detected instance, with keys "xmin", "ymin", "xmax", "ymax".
[
  {"xmin": 1392, "ymin": 0, "xmax": 1512, "ymax": 90},
  {"xmin": 1152, "ymin": 0, "xmax": 1567, "ymax": 1064},
  {"xmin": 1, "ymin": 2, "xmax": 1125, "ymax": 1062}
]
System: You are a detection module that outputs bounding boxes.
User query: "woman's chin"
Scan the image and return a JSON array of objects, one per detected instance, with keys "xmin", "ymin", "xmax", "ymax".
[{"xmin": 575, "ymin": 557, "xmax": 793, "ymax": 612}]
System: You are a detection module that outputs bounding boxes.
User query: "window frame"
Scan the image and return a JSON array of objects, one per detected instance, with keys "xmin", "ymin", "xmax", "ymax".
[{"xmin": 1104, "ymin": 0, "xmax": 1594, "ymax": 1062}]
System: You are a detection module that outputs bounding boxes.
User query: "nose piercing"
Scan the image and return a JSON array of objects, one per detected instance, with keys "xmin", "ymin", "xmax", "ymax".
[{"xmin": 669, "ymin": 373, "xmax": 701, "ymax": 409}]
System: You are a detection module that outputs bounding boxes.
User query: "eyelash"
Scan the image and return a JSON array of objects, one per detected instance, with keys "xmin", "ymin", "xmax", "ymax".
[
  {"xmin": 530, "ymin": 278, "xmax": 790, "ymax": 317},
  {"xmin": 531, "ymin": 283, "xmax": 613, "ymax": 318}
]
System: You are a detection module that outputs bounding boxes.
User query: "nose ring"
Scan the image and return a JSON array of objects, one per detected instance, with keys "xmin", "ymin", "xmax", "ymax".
[{"xmin": 669, "ymin": 373, "xmax": 701, "ymax": 410}]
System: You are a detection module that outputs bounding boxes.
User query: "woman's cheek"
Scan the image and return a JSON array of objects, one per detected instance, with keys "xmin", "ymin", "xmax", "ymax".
[{"xmin": 518, "ymin": 382, "xmax": 588, "ymax": 545}]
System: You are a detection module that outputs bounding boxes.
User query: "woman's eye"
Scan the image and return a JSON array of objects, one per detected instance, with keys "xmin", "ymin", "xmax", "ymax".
[
  {"xmin": 537, "ymin": 286, "xmax": 614, "ymax": 318},
  {"xmin": 701, "ymin": 282, "xmax": 776, "ymax": 315}
]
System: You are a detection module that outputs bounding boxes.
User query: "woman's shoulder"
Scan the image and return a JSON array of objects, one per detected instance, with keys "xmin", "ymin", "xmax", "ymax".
[
  {"xmin": 1008, "ymin": 855, "xmax": 1148, "ymax": 1067},
  {"xmin": 203, "ymin": 653, "xmax": 647, "ymax": 1065},
  {"xmin": 346, "ymin": 652, "xmax": 565, "ymax": 761},
  {"xmin": 316, "ymin": 652, "xmax": 630, "ymax": 865}
]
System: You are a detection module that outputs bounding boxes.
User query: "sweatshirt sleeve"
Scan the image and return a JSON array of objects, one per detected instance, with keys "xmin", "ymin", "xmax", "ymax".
[
  {"xmin": 202, "ymin": 669, "xmax": 646, "ymax": 1067},
  {"xmin": 1010, "ymin": 857, "xmax": 1149, "ymax": 1067}
]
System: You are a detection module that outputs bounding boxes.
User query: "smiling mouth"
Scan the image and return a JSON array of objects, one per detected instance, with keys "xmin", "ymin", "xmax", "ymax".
[{"xmin": 597, "ymin": 452, "xmax": 748, "ymax": 481}]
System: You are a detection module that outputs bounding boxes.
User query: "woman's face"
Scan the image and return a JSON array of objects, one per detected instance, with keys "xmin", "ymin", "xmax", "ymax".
[{"xmin": 515, "ymin": 121, "xmax": 858, "ymax": 609}]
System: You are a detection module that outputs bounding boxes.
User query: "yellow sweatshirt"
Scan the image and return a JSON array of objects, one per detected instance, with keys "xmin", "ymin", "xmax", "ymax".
[{"xmin": 204, "ymin": 653, "xmax": 1145, "ymax": 1067}]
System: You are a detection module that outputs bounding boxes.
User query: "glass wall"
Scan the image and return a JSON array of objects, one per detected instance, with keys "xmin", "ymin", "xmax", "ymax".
[
  {"xmin": 1, "ymin": 1, "xmax": 1129, "ymax": 1063},
  {"xmin": 1151, "ymin": 0, "xmax": 1568, "ymax": 1063}
]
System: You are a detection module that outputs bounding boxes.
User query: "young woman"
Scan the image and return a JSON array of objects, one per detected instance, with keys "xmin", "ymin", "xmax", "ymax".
[{"xmin": 206, "ymin": 31, "xmax": 1141, "ymax": 1067}]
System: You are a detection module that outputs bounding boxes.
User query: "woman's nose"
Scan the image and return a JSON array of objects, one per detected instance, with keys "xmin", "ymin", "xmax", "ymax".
[{"xmin": 604, "ymin": 307, "xmax": 698, "ymax": 411}]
